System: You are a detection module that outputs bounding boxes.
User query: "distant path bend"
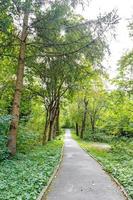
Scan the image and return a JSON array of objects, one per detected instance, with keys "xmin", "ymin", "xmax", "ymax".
[{"xmin": 43, "ymin": 129, "xmax": 126, "ymax": 200}]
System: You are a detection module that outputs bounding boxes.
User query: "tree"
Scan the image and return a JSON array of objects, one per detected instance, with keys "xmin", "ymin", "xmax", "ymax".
[
  {"xmin": 8, "ymin": 0, "xmax": 30, "ymax": 155},
  {"xmin": 72, "ymin": 71, "xmax": 106, "ymax": 138},
  {"xmin": 117, "ymin": 51, "xmax": 133, "ymax": 96},
  {"xmin": 29, "ymin": 2, "xmax": 118, "ymax": 142},
  {"xmin": 0, "ymin": 0, "xmax": 118, "ymax": 154},
  {"xmin": 80, "ymin": 97, "xmax": 88, "ymax": 138}
]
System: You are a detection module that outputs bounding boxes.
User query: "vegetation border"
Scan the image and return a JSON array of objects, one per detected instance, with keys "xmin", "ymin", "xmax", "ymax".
[{"xmin": 36, "ymin": 145, "xmax": 64, "ymax": 200}]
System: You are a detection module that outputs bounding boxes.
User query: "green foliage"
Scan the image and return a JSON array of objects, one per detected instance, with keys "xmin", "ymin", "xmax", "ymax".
[
  {"xmin": 0, "ymin": 137, "xmax": 63, "ymax": 200},
  {"xmin": 60, "ymin": 101, "xmax": 75, "ymax": 128},
  {"xmin": 0, "ymin": 135, "xmax": 10, "ymax": 161},
  {"xmin": 83, "ymin": 131, "xmax": 115, "ymax": 143},
  {"xmin": 99, "ymin": 91, "xmax": 133, "ymax": 137},
  {"xmin": 0, "ymin": 114, "xmax": 11, "ymax": 134},
  {"xmin": 17, "ymin": 129, "xmax": 42, "ymax": 153},
  {"xmin": 0, "ymin": 114, "xmax": 11, "ymax": 161},
  {"xmin": 69, "ymin": 82, "xmax": 133, "ymax": 137}
]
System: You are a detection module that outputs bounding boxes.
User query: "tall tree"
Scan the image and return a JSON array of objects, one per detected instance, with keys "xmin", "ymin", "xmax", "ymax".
[
  {"xmin": 0, "ymin": 0, "xmax": 118, "ymax": 154},
  {"xmin": 80, "ymin": 97, "xmax": 88, "ymax": 138},
  {"xmin": 8, "ymin": 0, "xmax": 30, "ymax": 155}
]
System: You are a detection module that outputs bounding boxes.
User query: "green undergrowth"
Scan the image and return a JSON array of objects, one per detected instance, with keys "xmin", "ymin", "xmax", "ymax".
[
  {"xmin": 0, "ymin": 136, "xmax": 64, "ymax": 200},
  {"xmin": 72, "ymin": 133, "xmax": 133, "ymax": 199}
]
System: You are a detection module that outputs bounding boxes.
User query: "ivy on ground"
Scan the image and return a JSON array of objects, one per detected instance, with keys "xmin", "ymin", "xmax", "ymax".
[{"xmin": 0, "ymin": 137, "xmax": 63, "ymax": 200}]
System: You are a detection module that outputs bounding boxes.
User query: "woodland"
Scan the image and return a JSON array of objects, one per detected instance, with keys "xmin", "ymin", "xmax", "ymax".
[{"xmin": 0, "ymin": 0, "xmax": 133, "ymax": 199}]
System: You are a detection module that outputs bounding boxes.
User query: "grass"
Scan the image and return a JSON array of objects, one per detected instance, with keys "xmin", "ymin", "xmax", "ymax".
[
  {"xmin": 0, "ymin": 135, "xmax": 64, "ymax": 200},
  {"xmin": 72, "ymin": 133, "xmax": 133, "ymax": 199}
]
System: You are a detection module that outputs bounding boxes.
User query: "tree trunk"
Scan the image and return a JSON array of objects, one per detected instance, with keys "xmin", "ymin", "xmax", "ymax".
[
  {"xmin": 53, "ymin": 111, "xmax": 59, "ymax": 139},
  {"xmin": 43, "ymin": 98, "xmax": 60, "ymax": 142},
  {"xmin": 42, "ymin": 109, "xmax": 49, "ymax": 145},
  {"xmin": 76, "ymin": 122, "xmax": 79, "ymax": 136},
  {"xmin": 48, "ymin": 98, "xmax": 60, "ymax": 141},
  {"xmin": 43, "ymin": 104, "xmax": 54, "ymax": 143},
  {"xmin": 91, "ymin": 119, "xmax": 95, "ymax": 134},
  {"xmin": 8, "ymin": 7, "xmax": 29, "ymax": 155},
  {"xmin": 48, "ymin": 105, "xmax": 57, "ymax": 141},
  {"xmin": 80, "ymin": 98, "xmax": 88, "ymax": 139},
  {"xmin": 48, "ymin": 119, "xmax": 54, "ymax": 141},
  {"xmin": 55, "ymin": 101, "xmax": 60, "ymax": 136}
]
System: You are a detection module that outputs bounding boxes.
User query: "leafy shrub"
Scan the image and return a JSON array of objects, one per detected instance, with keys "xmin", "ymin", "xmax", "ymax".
[
  {"xmin": 0, "ymin": 135, "xmax": 10, "ymax": 161},
  {"xmin": 17, "ymin": 127, "xmax": 42, "ymax": 153},
  {"xmin": 0, "ymin": 114, "xmax": 11, "ymax": 135},
  {"xmin": 0, "ymin": 114, "xmax": 11, "ymax": 161},
  {"xmin": 84, "ymin": 131, "xmax": 114, "ymax": 143}
]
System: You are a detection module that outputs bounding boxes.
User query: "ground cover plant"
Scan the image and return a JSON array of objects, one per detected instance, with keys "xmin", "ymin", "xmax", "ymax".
[{"xmin": 0, "ymin": 136, "xmax": 63, "ymax": 200}]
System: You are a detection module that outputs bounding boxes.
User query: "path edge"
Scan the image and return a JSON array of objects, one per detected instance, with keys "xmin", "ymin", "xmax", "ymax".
[
  {"xmin": 36, "ymin": 144, "xmax": 64, "ymax": 200},
  {"xmin": 80, "ymin": 146, "xmax": 131, "ymax": 200}
]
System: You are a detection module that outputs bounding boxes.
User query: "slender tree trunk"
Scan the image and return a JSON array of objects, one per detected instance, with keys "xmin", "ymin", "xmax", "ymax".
[
  {"xmin": 76, "ymin": 122, "xmax": 79, "ymax": 136},
  {"xmin": 42, "ymin": 109, "xmax": 49, "ymax": 145},
  {"xmin": 44, "ymin": 98, "xmax": 60, "ymax": 142},
  {"xmin": 80, "ymin": 98, "xmax": 88, "ymax": 139},
  {"xmin": 91, "ymin": 118, "xmax": 95, "ymax": 134},
  {"xmin": 48, "ymin": 98, "xmax": 60, "ymax": 141},
  {"xmin": 48, "ymin": 119, "xmax": 54, "ymax": 141},
  {"xmin": 43, "ymin": 102, "xmax": 55, "ymax": 143},
  {"xmin": 53, "ymin": 111, "xmax": 59, "ymax": 139},
  {"xmin": 8, "ymin": 7, "xmax": 29, "ymax": 155},
  {"xmin": 55, "ymin": 100, "xmax": 60, "ymax": 136},
  {"xmin": 48, "ymin": 105, "xmax": 57, "ymax": 141},
  {"xmin": 53, "ymin": 123, "xmax": 57, "ymax": 139},
  {"xmin": 52, "ymin": 99, "xmax": 60, "ymax": 139},
  {"xmin": 56, "ymin": 109, "xmax": 60, "ymax": 135}
]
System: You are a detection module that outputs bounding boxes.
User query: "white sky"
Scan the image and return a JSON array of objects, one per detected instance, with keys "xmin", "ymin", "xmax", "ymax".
[{"xmin": 76, "ymin": 0, "xmax": 133, "ymax": 78}]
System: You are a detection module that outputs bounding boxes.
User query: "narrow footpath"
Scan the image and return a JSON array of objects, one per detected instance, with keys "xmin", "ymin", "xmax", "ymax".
[{"xmin": 43, "ymin": 129, "xmax": 126, "ymax": 200}]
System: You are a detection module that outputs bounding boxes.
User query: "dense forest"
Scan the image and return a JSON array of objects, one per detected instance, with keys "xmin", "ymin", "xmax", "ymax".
[{"xmin": 0, "ymin": 0, "xmax": 133, "ymax": 199}]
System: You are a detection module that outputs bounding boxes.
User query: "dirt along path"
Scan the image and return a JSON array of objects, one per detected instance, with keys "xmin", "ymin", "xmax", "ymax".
[{"xmin": 42, "ymin": 129, "xmax": 126, "ymax": 200}]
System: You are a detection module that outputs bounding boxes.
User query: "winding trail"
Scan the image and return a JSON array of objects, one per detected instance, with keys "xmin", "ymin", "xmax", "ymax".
[{"xmin": 43, "ymin": 129, "xmax": 126, "ymax": 200}]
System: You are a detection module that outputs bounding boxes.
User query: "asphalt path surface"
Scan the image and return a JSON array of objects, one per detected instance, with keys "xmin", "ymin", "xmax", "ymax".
[{"xmin": 43, "ymin": 129, "xmax": 126, "ymax": 200}]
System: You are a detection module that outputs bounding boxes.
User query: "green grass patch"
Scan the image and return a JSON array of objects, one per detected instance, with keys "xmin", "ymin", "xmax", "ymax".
[
  {"xmin": 72, "ymin": 133, "xmax": 133, "ymax": 199},
  {"xmin": 0, "ymin": 136, "xmax": 64, "ymax": 200}
]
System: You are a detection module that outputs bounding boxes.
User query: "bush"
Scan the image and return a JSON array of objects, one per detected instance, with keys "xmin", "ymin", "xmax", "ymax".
[
  {"xmin": 84, "ymin": 131, "xmax": 114, "ymax": 143},
  {"xmin": 0, "ymin": 135, "xmax": 10, "ymax": 161},
  {"xmin": 0, "ymin": 114, "xmax": 11, "ymax": 161},
  {"xmin": 0, "ymin": 114, "xmax": 11, "ymax": 135},
  {"xmin": 17, "ymin": 127, "xmax": 42, "ymax": 153}
]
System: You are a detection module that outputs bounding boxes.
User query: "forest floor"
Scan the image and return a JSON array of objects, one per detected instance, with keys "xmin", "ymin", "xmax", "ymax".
[
  {"xmin": 43, "ymin": 129, "xmax": 126, "ymax": 200},
  {"xmin": 73, "ymin": 133, "xmax": 133, "ymax": 199},
  {"xmin": 0, "ymin": 136, "xmax": 63, "ymax": 200}
]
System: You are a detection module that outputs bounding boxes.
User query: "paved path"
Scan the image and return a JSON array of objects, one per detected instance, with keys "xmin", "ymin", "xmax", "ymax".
[{"xmin": 43, "ymin": 129, "xmax": 126, "ymax": 200}]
